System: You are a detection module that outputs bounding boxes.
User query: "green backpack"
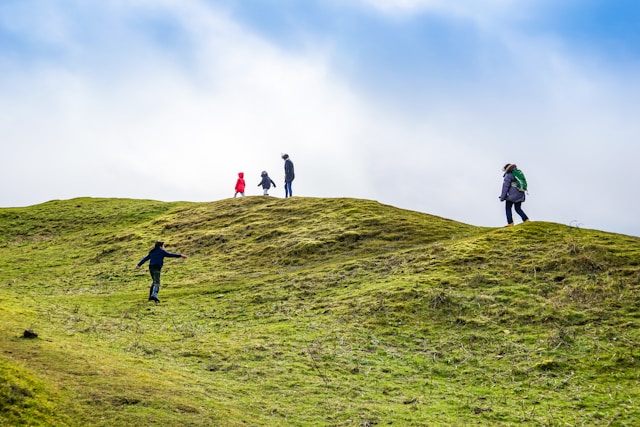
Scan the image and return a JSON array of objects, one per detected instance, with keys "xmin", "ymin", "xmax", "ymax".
[{"xmin": 511, "ymin": 169, "xmax": 528, "ymax": 192}]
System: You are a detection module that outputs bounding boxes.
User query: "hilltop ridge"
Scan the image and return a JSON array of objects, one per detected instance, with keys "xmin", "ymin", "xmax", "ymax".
[{"xmin": 1, "ymin": 197, "xmax": 638, "ymax": 426}]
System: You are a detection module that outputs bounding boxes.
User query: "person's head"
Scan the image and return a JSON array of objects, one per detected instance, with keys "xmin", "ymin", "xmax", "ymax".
[
  {"xmin": 503, "ymin": 163, "xmax": 516, "ymax": 173},
  {"xmin": 261, "ymin": 171, "xmax": 267, "ymax": 176},
  {"xmin": 282, "ymin": 153, "xmax": 289, "ymax": 160},
  {"xmin": 154, "ymin": 241, "xmax": 165, "ymax": 250},
  {"xmin": 238, "ymin": 172, "xmax": 244, "ymax": 178}
]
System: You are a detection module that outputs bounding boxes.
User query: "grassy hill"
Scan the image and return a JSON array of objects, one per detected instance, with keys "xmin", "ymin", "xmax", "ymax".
[{"xmin": 1, "ymin": 196, "xmax": 638, "ymax": 426}]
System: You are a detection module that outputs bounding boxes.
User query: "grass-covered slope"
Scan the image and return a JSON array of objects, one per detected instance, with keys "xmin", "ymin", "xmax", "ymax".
[{"xmin": 0, "ymin": 197, "xmax": 638, "ymax": 426}]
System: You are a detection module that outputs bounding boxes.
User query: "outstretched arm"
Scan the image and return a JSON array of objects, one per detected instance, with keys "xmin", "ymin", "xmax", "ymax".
[
  {"xmin": 136, "ymin": 254, "xmax": 150, "ymax": 268},
  {"xmin": 163, "ymin": 250, "xmax": 186, "ymax": 259}
]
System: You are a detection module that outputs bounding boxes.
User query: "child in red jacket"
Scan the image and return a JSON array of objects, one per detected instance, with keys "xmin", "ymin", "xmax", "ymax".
[{"xmin": 234, "ymin": 172, "xmax": 246, "ymax": 197}]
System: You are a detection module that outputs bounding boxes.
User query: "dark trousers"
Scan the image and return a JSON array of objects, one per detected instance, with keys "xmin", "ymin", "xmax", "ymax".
[
  {"xmin": 149, "ymin": 265, "xmax": 161, "ymax": 298},
  {"xmin": 505, "ymin": 201, "xmax": 528, "ymax": 224}
]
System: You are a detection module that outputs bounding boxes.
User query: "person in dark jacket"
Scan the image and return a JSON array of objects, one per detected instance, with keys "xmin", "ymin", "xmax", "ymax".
[
  {"xmin": 499, "ymin": 163, "xmax": 529, "ymax": 226},
  {"xmin": 258, "ymin": 171, "xmax": 276, "ymax": 195},
  {"xmin": 234, "ymin": 172, "xmax": 246, "ymax": 197},
  {"xmin": 282, "ymin": 153, "xmax": 295, "ymax": 198},
  {"xmin": 135, "ymin": 241, "xmax": 187, "ymax": 302}
]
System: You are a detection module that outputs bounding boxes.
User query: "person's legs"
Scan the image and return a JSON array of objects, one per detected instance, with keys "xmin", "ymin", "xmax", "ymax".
[
  {"xmin": 149, "ymin": 267, "xmax": 161, "ymax": 286},
  {"xmin": 514, "ymin": 202, "xmax": 529, "ymax": 222},
  {"xmin": 285, "ymin": 182, "xmax": 292, "ymax": 198},
  {"xmin": 149, "ymin": 266, "xmax": 162, "ymax": 301},
  {"xmin": 148, "ymin": 268, "xmax": 156, "ymax": 298},
  {"xmin": 505, "ymin": 201, "xmax": 514, "ymax": 225}
]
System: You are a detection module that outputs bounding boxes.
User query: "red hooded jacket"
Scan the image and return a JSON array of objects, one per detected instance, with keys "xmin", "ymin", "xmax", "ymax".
[{"xmin": 235, "ymin": 172, "xmax": 246, "ymax": 193}]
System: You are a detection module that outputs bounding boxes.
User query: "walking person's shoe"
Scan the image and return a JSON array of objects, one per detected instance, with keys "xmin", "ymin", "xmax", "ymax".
[{"xmin": 505, "ymin": 223, "xmax": 514, "ymax": 227}]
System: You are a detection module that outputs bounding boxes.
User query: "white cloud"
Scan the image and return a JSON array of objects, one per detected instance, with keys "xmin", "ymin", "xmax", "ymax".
[
  {"xmin": 352, "ymin": 0, "xmax": 522, "ymax": 25},
  {"xmin": 0, "ymin": 1, "xmax": 374, "ymax": 204},
  {"xmin": 1, "ymin": 0, "xmax": 638, "ymax": 236}
]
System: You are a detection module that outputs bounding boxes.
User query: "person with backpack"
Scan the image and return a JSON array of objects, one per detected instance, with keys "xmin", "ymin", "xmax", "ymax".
[
  {"xmin": 282, "ymin": 153, "xmax": 295, "ymax": 198},
  {"xmin": 258, "ymin": 171, "xmax": 276, "ymax": 195},
  {"xmin": 234, "ymin": 172, "xmax": 246, "ymax": 197},
  {"xmin": 135, "ymin": 241, "xmax": 187, "ymax": 303},
  {"xmin": 499, "ymin": 163, "xmax": 529, "ymax": 227}
]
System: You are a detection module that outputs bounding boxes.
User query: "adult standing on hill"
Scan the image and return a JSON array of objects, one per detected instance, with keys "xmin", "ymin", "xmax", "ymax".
[
  {"xmin": 135, "ymin": 241, "xmax": 187, "ymax": 303},
  {"xmin": 499, "ymin": 163, "xmax": 529, "ymax": 227},
  {"xmin": 282, "ymin": 153, "xmax": 295, "ymax": 198}
]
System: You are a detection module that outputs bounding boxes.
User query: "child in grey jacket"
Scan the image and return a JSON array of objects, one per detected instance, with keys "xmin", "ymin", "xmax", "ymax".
[{"xmin": 258, "ymin": 171, "xmax": 276, "ymax": 196}]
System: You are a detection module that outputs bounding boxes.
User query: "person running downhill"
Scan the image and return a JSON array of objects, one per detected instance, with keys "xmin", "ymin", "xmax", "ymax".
[
  {"xmin": 499, "ymin": 163, "xmax": 529, "ymax": 226},
  {"xmin": 135, "ymin": 241, "xmax": 187, "ymax": 303}
]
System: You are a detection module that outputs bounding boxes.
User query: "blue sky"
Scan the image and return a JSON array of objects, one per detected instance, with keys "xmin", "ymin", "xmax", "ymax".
[{"xmin": 1, "ymin": 0, "xmax": 639, "ymax": 236}]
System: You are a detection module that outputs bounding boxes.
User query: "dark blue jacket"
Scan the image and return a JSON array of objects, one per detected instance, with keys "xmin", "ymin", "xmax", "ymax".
[
  {"xmin": 137, "ymin": 248, "xmax": 182, "ymax": 268},
  {"xmin": 284, "ymin": 159, "xmax": 295, "ymax": 182}
]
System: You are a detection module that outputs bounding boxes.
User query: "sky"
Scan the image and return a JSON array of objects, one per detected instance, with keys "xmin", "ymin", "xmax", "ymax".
[{"xmin": 1, "ymin": 0, "xmax": 639, "ymax": 236}]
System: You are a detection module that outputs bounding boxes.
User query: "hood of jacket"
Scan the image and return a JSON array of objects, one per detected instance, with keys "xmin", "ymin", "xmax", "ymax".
[{"xmin": 503, "ymin": 163, "xmax": 516, "ymax": 176}]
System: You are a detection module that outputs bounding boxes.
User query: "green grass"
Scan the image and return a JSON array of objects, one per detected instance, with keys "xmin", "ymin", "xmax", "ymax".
[{"xmin": 1, "ymin": 196, "xmax": 639, "ymax": 426}]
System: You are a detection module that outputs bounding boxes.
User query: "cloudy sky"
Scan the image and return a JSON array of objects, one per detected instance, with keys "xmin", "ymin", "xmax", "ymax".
[{"xmin": 1, "ymin": 0, "xmax": 639, "ymax": 236}]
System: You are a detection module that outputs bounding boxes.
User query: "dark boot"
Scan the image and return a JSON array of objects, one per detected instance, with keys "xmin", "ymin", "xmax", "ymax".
[{"xmin": 149, "ymin": 284, "xmax": 160, "ymax": 302}]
